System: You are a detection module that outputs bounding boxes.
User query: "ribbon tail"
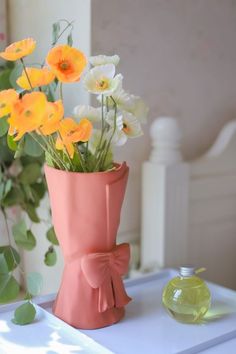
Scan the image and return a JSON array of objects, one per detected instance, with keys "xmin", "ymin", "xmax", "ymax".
[
  {"xmin": 112, "ymin": 270, "xmax": 132, "ymax": 308},
  {"xmin": 98, "ymin": 279, "xmax": 115, "ymax": 313}
]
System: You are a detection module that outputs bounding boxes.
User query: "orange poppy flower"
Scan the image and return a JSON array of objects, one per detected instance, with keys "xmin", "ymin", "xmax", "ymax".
[
  {"xmin": 0, "ymin": 89, "xmax": 18, "ymax": 118},
  {"xmin": 55, "ymin": 118, "xmax": 92, "ymax": 157},
  {"xmin": 0, "ymin": 38, "xmax": 36, "ymax": 61},
  {"xmin": 8, "ymin": 92, "xmax": 47, "ymax": 140},
  {"xmin": 17, "ymin": 67, "xmax": 55, "ymax": 90},
  {"xmin": 40, "ymin": 100, "xmax": 64, "ymax": 135},
  {"xmin": 46, "ymin": 45, "xmax": 87, "ymax": 83}
]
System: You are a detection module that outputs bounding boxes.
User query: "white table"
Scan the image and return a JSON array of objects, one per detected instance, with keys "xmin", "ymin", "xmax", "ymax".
[{"xmin": 1, "ymin": 269, "xmax": 236, "ymax": 354}]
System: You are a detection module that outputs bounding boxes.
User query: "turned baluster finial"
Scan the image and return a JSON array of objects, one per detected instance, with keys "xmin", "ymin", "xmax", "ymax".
[{"xmin": 149, "ymin": 117, "xmax": 183, "ymax": 164}]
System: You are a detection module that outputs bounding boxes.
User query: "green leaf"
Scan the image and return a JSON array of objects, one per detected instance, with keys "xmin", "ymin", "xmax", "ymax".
[
  {"xmin": 14, "ymin": 138, "xmax": 25, "ymax": 159},
  {"xmin": 0, "ymin": 274, "xmax": 20, "ymax": 303},
  {"xmin": 52, "ymin": 22, "xmax": 61, "ymax": 45},
  {"xmin": 1, "ymin": 187, "xmax": 24, "ymax": 207},
  {"xmin": 0, "ymin": 68, "xmax": 12, "ymax": 90},
  {"xmin": 0, "ymin": 118, "xmax": 8, "ymax": 137},
  {"xmin": 45, "ymin": 151, "xmax": 55, "ymax": 168},
  {"xmin": 4, "ymin": 179, "xmax": 12, "ymax": 197},
  {"xmin": 9, "ymin": 64, "xmax": 23, "ymax": 90},
  {"xmin": 46, "ymin": 227, "xmax": 59, "ymax": 245},
  {"xmin": 31, "ymin": 182, "xmax": 46, "ymax": 200},
  {"xmin": 44, "ymin": 247, "xmax": 57, "ymax": 266},
  {"xmin": 12, "ymin": 220, "xmax": 36, "ymax": 251},
  {"xmin": 12, "ymin": 301, "xmax": 36, "ymax": 325},
  {"xmin": 0, "ymin": 180, "xmax": 12, "ymax": 200},
  {"xmin": 7, "ymin": 134, "xmax": 17, "ymax": 151},
  {"xmin": 0, "ymin": 182, "xmax": 4, "ymax": 200},
  {"xmin": 24, "ymin": 134, "xmax": 44, "ymax": 157},
  {"xmin": 0, "ymin": 134, "xmax": 14, "ymax": 163},
  {"xmin": 24, "ymin": 204, "xmax": 40, "ymax": 223},
  {"xmin": 18, "ymin": 163, "xmax": 41, "ymax": 184},
  {"xmin": 26, "ymin": 272, "xmax": 43, "ymax": 296},
  {"xmin": 0, "ymin": 254, "xmax": 9, "ymax": 273},
  {"xmin": 0, "ymin": 246, "xmax": 20, "ymax": 273},
  {"xmin": 67, "ymin": 32, "xmax": 73, "ymax": 46}
]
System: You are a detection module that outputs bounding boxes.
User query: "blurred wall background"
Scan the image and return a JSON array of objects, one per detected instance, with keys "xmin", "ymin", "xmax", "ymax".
[{"xmin": 91, "ymin": 0, "xmax": 236, "ymax": 239}]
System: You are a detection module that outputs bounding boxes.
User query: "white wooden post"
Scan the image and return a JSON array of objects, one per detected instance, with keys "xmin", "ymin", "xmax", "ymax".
[{"xmin": 141, "ymin": 117, "xmax": 189, "ymax": 271}]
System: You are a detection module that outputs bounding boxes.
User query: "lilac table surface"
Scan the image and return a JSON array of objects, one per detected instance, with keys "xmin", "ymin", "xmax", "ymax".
[{"xmin": 1, "ymin": 269, "xmax": 236, "ymax": 354}]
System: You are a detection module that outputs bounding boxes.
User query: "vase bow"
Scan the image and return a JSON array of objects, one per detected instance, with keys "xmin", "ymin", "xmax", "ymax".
[{"xmin": 81, "ymin": 243, "xmax": 132, "ymax": 313}]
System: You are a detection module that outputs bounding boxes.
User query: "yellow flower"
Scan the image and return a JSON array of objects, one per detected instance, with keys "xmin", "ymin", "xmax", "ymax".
[
  {"xmin": 17, "ymin": 67, "xmax": 55, "ymax": 90},
  {"xmin": 8, "ymin": 92, "xmax": 47, "ymax": 140},
  {"xmin": 55, "ymin": 118, "xmax": 92, "ymax": 157},
  {"xmin": 46, "ymin": 45, "xmax": 87, "ymax": 83},
  {"xmin": 40, "ymin": 100, "xmax": 64, "ymax": 135},
  {"xmin": 0, "ymin": 89, "xmax": 18, "ymax": 118},
  {"xmin": 0, "ymin": 38, "xmax": 36, "ymax": 61}
]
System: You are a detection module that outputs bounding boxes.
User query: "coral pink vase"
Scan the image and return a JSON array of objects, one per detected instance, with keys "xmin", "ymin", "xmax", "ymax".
[{"xmin": 44, "ymin": 162, "xmax": 131, "ymax": 329}]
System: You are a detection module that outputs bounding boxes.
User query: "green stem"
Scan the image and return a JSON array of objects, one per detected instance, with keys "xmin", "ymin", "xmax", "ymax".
[
  {"xmin": 29, "ymin": 133, "xmax": 64, "ymax": 170},
  {"xmin": 57, "ymin": 132, "xmax": 75, "ymax": 171},
  {"xmin": 101, "ymin": 97, "xmax": 117, "ymax": 169},
  {"xmin": 93, "ymin": 140, "xmax": 107, "ymax": 172},
  {"xmin": 20, "ymin": 58, "xmax": 33, "ymax": 90},
  {"xmin": 53, "ymin": 20, "xmax": 74, "ymax": 45},
  {"xmin": 77, "ymin": 146, "xmax": 87, "ymax": 172},
  {"xmin": 94, "ymin": 95, "xmax": 105, "ymax": 158}
]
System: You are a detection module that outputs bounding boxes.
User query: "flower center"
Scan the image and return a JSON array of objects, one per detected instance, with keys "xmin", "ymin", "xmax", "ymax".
[
  {"xmin": 15, "ymin": 48, "xmax": 22, "ymax": 53},
  {"xmin": 123, "ymin": 123, "xmax": 130, "ymax": 134},
  {"xmin": 59, "ymin": 60, "xmax": 70, "ymax": 71},
  {"xmin": 24, "ymin": 110, "xmax": 32, "ymax": 117},
  {"xmin": 96, "ymin": 78, "xmax": 109, "ymax": 90},
  {"xmin": 67, "ymin": 129, "xmax": 77, "ymax": 137}
]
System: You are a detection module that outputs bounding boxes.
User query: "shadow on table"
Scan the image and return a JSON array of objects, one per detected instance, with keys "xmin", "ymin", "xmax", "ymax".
[
  {"xmin": 201, "ymin": 300, "xmax": 236, "ymax": 324},
  {"xmin": 0, "ymin": 309, "xmax": 94, "ymax": 353}
]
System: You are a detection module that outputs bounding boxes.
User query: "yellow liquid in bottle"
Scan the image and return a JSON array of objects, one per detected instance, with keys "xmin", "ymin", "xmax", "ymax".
[{"xmin": 162, "ymin": 275, "xmax": 211, "ymax": 324}]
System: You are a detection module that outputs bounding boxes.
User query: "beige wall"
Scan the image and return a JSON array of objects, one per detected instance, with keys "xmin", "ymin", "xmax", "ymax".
[
  {"xmin": 92, "ymin": 0, "xmax": 236, "ymax": 235},
  {"xmin": 92, "ymin": 0, "xmax": 236, "ymax": 160}
]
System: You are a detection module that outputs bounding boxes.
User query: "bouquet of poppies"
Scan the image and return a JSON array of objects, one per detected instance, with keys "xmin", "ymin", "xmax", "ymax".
[{"xmin": 0, "ymin": 31, "xmax": 148, "ymax": 173}]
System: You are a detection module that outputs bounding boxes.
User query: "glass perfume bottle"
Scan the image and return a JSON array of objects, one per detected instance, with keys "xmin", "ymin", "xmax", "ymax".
[{"xmin": 162, "ymin": 267, "xmax": 211, "ymax": 324}]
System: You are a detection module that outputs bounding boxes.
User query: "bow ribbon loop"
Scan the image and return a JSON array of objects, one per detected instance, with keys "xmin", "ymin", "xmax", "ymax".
[{"xmin": 81, "ymin": 243, "xmax": 131, "ymax": 312}]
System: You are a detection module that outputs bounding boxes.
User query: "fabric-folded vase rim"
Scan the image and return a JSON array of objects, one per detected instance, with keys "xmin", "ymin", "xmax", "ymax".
[{"xmin": 44, "ymin": 161, "xmax": 126, "ymax": 176}]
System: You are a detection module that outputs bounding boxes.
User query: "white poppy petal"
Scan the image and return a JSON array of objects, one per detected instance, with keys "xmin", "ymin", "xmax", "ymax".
[
  {"xmin": 106, "ymin": 111, "xmax": 123, "ymax": 131},
  {"xmin": 122, "ymin": 111, "xmax": 143, "ymax": 138},
  {"xmin": 126, "ymin": 95, "xmax": 149, "ymax": 123},
  {"xmin": 83, "ymin": 64, "xmax": 121, "ymax": 95},
  {"xmin": 73, "ymin": 105, "xmax": 101, "ymax": 123},
  {"xmin": 89, "ymin": 55, "xmax": 120, "ymax": 66}
]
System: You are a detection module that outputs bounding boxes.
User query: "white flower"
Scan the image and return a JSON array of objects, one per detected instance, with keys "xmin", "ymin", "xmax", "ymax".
[
  {"xmin": 89, "ymin": 54, "xmax": 120, "ymax": 67},
  {"xmin": 73, "ymin": 105, "xmax": 101, "ymax": 123},
  {"xmin": 83, "ymin": 64, "xmax": 123, "ymax": 96},
  {"xmin": 106, "ymin": 110, "xmax": 124, "ymax": 130},
  {"xmin": 98, "ymin": 87, "xmax": 130, "ymax": 109},
  {"xmin": 98, "ymin": 87, "xmax": 148, "ymax": 123},
  {"xmin": 112, "ymin": 130, "xmax": 128, "ymax": 146},
  {"xmin": 121, "ymin": 111, "xmax": 143, "ymax": 138},
  {"xmin": 106, "ymin": 110, "xmax": 143, "ymax": 146},
  {"xmin": 126, "ymin": 95, "xmax": 149, "ymax": 124}
]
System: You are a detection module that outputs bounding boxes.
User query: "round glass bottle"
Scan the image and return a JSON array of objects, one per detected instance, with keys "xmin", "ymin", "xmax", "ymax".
[{"xmin": 162, "ymin": 267, "xmax": 211, "ymax": 324}]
